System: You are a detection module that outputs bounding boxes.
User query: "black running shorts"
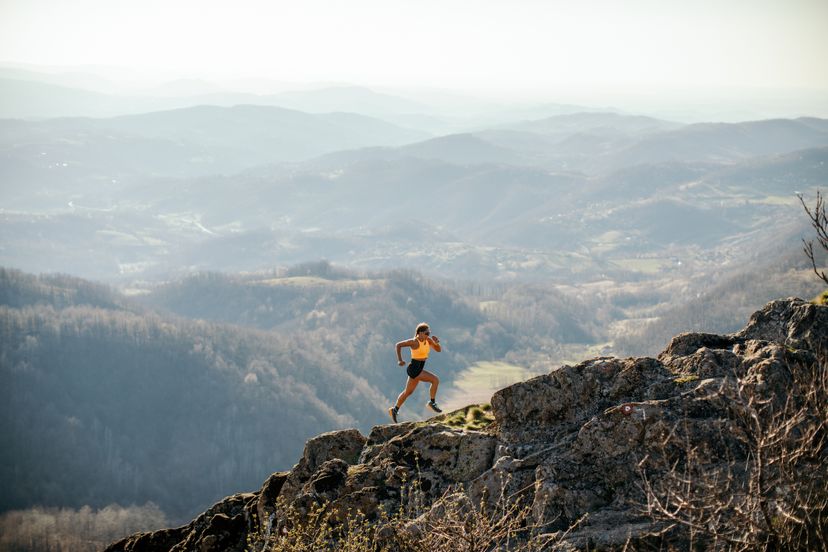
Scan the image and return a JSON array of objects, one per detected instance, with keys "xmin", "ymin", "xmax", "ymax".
[{"xmin": 407, "ymin": 359, "xmax": 426, "ymax": 379}]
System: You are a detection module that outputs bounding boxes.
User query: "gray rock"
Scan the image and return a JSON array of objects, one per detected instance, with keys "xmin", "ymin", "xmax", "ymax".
[
  {"xmin": 491, "ymin": 357, "xmax": 672, "ymax": 444},
  {"xmin": 660, "ymin": 332, "xmax": 738, "ymax": 358},
  {"xmin": 737, "ymin": 297, "xmax": 828, "ymax": 350},
  {"xmin": 107, "ymin": 492, "xmax": 256, "ymax": 552},
  {"xmin": 280, "ymin": 427, "xmax": 367, "ymax": 499},
  {"xmin": 256, "ymin": 471, "xmax": 288, "ymax": 526}
]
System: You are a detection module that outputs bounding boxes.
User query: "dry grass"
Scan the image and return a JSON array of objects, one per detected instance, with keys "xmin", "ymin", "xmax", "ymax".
[
  {"xmin": 256, "ymin": 471, "xmax": 571, "ymax": 552},
  {"xmin": 429, "ymin": 403, "xmax": 496, "ymax": 432}
]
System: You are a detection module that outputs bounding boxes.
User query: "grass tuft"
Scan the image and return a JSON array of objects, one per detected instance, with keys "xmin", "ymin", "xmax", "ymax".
[{"xmin": 431, "ymin": 403, "xmax": 496, "ymax": 431}]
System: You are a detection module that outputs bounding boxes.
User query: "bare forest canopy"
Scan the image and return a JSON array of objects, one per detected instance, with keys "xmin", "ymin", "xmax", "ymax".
[{"xmin": 0, "ymin": 503, "xmax": 168, "ymax": 552}]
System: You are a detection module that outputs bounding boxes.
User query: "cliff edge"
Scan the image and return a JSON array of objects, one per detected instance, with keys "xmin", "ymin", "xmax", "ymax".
[{"xmin": 108, "ymin": 298, "xmax": 828, "ymax": 551}]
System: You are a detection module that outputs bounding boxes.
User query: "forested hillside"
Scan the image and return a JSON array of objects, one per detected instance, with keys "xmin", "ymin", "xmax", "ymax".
[
  {"xmin": 140, "ymin": 264, "xmax": 495, "ymax": 394},
  {"xmin": 2, "ymin": 271, "xmax": 375, "ymax": 518},
  {"xmin": 140, "ymin": 262, "xmax": 601, "ymax": 377},
  {"xmin": 613, "ymin": 245, "xmax": 828, "ymax": 355},
  {"xmin": 0, "ymin": 265, "xmax": 602, "ymax": 522}
]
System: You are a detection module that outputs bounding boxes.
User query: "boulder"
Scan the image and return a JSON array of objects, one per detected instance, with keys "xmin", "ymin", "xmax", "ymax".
[
  {"xmin": 737, "ymin": 297, "xmax": 828, "ymax": 350},
  {"xmin": 105, "ymin": 527, "xmax": 189, "ymax": 552},
  {"xmin": 491, "ymin": 357, "xmax": 672, "ymax": 444},
  {"xmin": 106, "ymin": 493, "xmax": 256, "ymax": 552},
  {"xmin": 280, "ymin": 428, "xmax": 367, "ymax": 499}
]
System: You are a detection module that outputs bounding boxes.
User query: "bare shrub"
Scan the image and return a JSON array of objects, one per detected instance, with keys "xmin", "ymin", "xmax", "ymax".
[
  {"xmin": 640, "ymin": 350, "xmax": 828, "ymax": 551},
  {"xmin": 799, "ymin": 190, "xmax": 828, "ymax": 286},
  {"xmin": 259, "ymin": 476, "xmax": 576, "ymax": 552},
  {"xmin": 410, "ymin": 486, "xmax": 556, "ymax": 552},
  {"xmin": 259, "ymin": 499, "xmax": 391, "ymax": 552}
]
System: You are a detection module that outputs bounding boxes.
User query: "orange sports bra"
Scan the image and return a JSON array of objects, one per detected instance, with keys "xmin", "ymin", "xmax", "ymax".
[{"xmin": 411, "ymin": 338, "xmax": 430, "ymax": 360}]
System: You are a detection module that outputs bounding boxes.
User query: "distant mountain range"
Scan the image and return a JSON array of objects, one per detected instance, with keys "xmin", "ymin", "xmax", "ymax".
[
  {"xmin": 2, "ymin": 143, "xmax": 823, "ymax": 283},
  {"xmin": 1, "ymin": 73, "xmax": 827, "ymax": 285},
  {"xmin": 478, "ymin": 115, "xmax": 828, "ymax": 172},
  {"xmin": 0, "ymin": 76, "xmax": 430, "ymax": 120},
  {"xmin": 501, "ymin": 111, "xmax": 682, "ymax": 135},
  {"xmin": 0, "ymin": 104, "xmax": 429, "ymax": 188},
  {"xmin": 305, "ymin": 113, "xmax": 828, "ymax": 174},
  {"xmin": 0, "ymin": 67, "xmax": 596, "ymax": 133}
]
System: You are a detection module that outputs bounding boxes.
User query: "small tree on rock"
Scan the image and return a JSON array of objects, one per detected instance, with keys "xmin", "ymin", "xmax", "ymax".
[{"xmin": 799, "ymin": 190, "xmax": 828, "ymax": 286}]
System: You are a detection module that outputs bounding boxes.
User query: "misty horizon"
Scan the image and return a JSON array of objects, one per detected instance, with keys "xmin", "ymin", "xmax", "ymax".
[
  {"xmin": 2, "ymin": 0, "xmax": 828, "ymax": 122},
  {"xmin": 2, "ymin": 60, "xmax": 828, "ymax": 123}
]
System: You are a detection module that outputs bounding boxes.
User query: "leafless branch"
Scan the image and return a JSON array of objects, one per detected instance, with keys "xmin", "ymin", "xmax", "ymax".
[
  {"xmin": 639, "ymin": 350, "xmax": 828, "ymax": 551},
  {"xmin": 799, "ymin": 190, "xmax": 828, "ymax": 286}
]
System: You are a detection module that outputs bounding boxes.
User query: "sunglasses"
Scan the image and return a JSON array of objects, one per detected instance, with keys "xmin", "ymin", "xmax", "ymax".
[{"xmin": 420, "ymin": 330, "xmax": 430, "ymax": 335}]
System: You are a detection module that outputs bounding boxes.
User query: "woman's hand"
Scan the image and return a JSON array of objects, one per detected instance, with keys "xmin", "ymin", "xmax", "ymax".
[
  {"xmin": 398, "ymin": 360, "xmax": 405, "ymax": 366},
  {"xmin": 431, "ymin": 335, "xmax": 440, "ymax": 344}
]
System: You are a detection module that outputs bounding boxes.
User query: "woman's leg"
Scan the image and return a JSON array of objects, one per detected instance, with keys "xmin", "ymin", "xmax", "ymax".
[
  {"xmin": 416, "ymin": 370, "xmax": 440, "ymax": 400},
  {"xmin": 395, "ymin": 377, "xmax": 420, "ymax": 408}
]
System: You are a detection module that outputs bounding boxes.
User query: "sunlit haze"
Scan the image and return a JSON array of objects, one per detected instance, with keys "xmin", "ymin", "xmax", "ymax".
[{"xmin": 1, "ymin": 0, "xmax": 827, "ymax": 108}]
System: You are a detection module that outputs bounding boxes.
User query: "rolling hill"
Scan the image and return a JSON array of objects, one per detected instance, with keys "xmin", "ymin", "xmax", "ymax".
[
  {"xmin": 0, "ymin": 262, "xmax": 606, "ymax": 521},
  {"xmin": 0, "ymin": 266, "xmax": 500, "ymax": 519},
  {"xmin": 0, "ymin": 104, "xmax": 429, "ymax": 187}
]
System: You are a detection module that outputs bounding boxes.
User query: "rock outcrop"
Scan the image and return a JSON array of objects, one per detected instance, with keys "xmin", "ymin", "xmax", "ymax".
[{"xmin": 107, "ymin": 298, "xmax": 828, "ymax": 551}]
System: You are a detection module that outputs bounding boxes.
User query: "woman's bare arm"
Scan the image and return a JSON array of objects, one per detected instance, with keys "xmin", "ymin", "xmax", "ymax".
[
  {"xmin": 427, "ymin": 335, "xmax": 442, "ymax": 352},
  {"xmin": 395, "ymin": 339, "xmax": 417, "ymax": 364}
]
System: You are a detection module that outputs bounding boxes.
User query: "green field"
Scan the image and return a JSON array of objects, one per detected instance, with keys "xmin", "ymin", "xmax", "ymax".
[
  {"xmin": 254, "ymin": 276, "xmax": 382, "ymax": 289},
  {"xmin": 440, "ymin": 342, "xmax": 619, "ymax": 412},
  {"xmin": 478, "ymin": 300, "xmax": 499, "ymax": 312},
  {"xmin": 441, "ymin": 361, "xmax": 532, "ymax": 411},
  {"xmin": 754, "ymin": 195, "xmax": 799, "ymax": 206},
  {"xmin": 611, "ymin": 258, "xmax": 665, "ymax": 273}
]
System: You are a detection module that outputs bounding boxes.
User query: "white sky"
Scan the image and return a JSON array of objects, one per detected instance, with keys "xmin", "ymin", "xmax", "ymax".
[{"xmin": 1, "ymin": 0, "xmax": 827, "ymax": 97}]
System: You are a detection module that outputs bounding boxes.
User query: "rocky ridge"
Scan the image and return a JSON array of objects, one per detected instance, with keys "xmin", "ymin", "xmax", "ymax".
[{"xmin": 107, "ymin": 298, "xmax": 828, "ymax": 551}]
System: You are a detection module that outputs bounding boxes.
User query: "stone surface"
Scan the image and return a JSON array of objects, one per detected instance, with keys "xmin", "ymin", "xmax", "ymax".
[
  {"xmin": 280, "ymin": 428, "xmax": 368, "ymax": 498},
  {"xmin": 106, "ymin": 492, "xmax": 256, "ymax": 552},
  {"xmin": 108, "ymin": 298, "xmax": 828, "ymax": 551},
  {"xmin": 256, "ymin": 471, "xmax": 288, "ymax": 525},
  {"xmin": 737, "ymin": 297, "xmax": 828, "ymax": 350},
  {"xmin": 491, "ymin": 356, "xmax": 672, "ymax": 445},
  {"xmin": 106, "ymin": 527, "xmax": 189, "ymax": 552}
]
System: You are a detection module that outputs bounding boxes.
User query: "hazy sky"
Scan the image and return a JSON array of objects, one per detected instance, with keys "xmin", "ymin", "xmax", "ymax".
[{"xmin": 1, "ymin": 0, "xmax": 826, "ymax": 96}]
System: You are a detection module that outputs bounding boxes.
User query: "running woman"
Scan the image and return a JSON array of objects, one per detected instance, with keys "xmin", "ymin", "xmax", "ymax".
[{"xmin": 389, "ymin": 322, "xmax": 443, "ymax": 423}]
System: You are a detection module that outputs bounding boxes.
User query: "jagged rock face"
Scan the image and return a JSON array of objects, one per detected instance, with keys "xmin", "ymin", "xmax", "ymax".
[
  {"xmin": 738, "ymin": 296, "xmax": 828, "ymax": 349},
  {"xmin": 279, "ymin": 428, "xmax": 367, "ymax": 499},
  {"xmin": 107, "ymin": 298, "xmax": 827, "ymax": 552},
  {"xmin": 111, "ymin": 492, "xmax": 256, "ymax": 552},
  {"xmin": 490, "ymin": 356, "xmax": 674, "ymax": 445}
]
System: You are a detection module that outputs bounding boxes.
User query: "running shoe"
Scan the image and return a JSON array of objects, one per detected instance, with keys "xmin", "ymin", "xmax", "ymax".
[
  {"xmin": 427, "ymin": 400, "xmax": 442, "ymax": 413},
  {"xmin": 388, "ymin": 406, "xmax": 399, "ymax": 423}
]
